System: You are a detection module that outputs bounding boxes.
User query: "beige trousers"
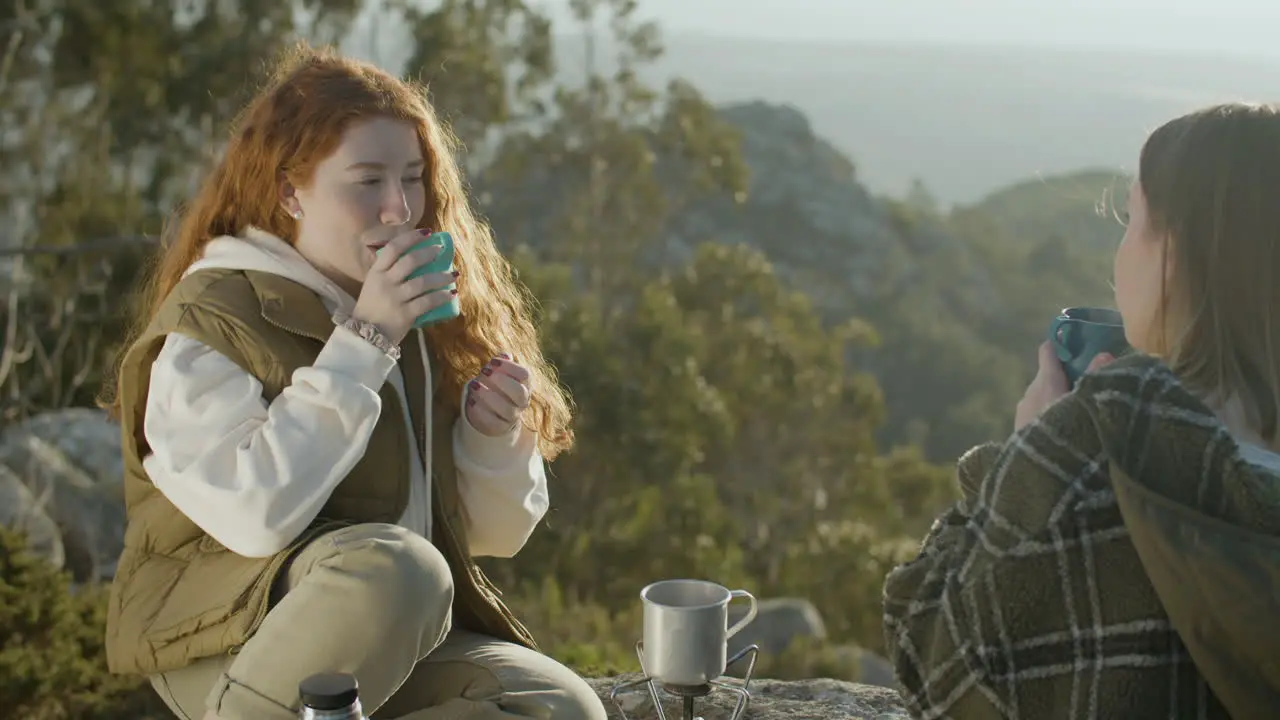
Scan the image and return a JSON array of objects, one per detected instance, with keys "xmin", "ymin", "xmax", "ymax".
[{"xmin": 147, "ymin": 523, "xmax": 605, "ymax": 720}]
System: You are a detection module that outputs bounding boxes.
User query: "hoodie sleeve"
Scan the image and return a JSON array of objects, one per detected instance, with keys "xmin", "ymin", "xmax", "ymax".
[
  {"xmin": 141, "ymin": 328, "xmax": 396, "ymax": 557},
  {"xmin": 451, "ymin": 384, "xmax": 550, "ymax": 558}
]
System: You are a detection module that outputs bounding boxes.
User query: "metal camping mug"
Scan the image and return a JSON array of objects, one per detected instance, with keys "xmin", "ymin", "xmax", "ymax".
[
  {"xmin": 1047, "ymin": 306, "xmax": 1130, "ymax": 387},
  {"xmin": 639, "ymin": 579, "xmax": 759, "ymax": 687}
]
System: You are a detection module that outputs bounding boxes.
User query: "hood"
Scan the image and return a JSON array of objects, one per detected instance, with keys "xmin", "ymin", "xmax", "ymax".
[
  {"xmin": 1076, "ymin": 356, "xmax": 1280, "ymax": 720},
  {"xmin": 1111, "ymin": 467, "xmax": 1280, "ymax": 719},
  {"xmin": 186, "ymin": 226, "xmax": 356, "ymax": 315}
]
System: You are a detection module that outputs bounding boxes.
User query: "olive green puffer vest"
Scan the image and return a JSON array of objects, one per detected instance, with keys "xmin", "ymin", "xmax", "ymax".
[{"xmin": 105, "ymin": 268, "xmax": 535, "ymax": 676}]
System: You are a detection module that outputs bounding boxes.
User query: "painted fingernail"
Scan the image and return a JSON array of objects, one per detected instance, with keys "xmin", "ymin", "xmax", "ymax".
[
  {"xmin": 450, "ymin": 289, "xmax": 458, "ymax": 296},
  {"xmin": 498, "ymin": 352, "xmax": 512, "ymax": 360},
  {"xmin": 481, "ymin": 367, "xmax": 493, "ymax": 376},
  {"xmin": 469, "ymin": 380, "xmax": 482, "ymax": 391},
  {"xmin": 420, "ymin": 227, "xmax": 433, "ymax": 235},
  {"xmin": 490, "ymin": 358, "xmax": 502, "ymax": 367},
  {"xmin": 451, "ymin": 270, "xmax": 460, "ymax": 278}
]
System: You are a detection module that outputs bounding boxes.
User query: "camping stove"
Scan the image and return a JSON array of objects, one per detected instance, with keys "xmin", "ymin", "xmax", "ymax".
[{"xmin": 609, "ymin": 642, "xmax": 759, "ymax": 720}]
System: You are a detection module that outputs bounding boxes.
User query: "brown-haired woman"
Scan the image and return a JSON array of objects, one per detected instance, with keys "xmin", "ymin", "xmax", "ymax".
[
  {"xmin": 884, "ymin": 103, "xmax": 1280, "ymax": 719},
  {"xmin": 100, "ymin": 43, "xmax": 605, "ymax": 720}
]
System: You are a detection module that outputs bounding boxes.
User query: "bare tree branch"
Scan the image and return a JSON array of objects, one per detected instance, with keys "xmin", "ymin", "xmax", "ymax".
[
  {"xmin": 0, "ymin": 0, "xmax": 37, "ymax": 93},
  {"xmin": 0, "ymin": 255, "xmax": 26, "ymax": 390}
]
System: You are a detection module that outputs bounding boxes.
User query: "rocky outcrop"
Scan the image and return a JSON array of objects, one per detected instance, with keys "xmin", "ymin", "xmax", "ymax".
[
  {"xmin": 726, "ymin": 598, "xmax": 896, "ymax": 689},
  {"xmin": 589, "ymin": 676, "xmax": 908, "ymax": 719},
  {"xmin": 478, "ymin": 99, "xmax": 996, "ymax": 326},
  {"xmin": 669, "ymin": 101, "xmax": 902, "ymax": 301},
  {"xmin": 0, "ymin": 462, "xmax": 65, "ymax": 569},
  {"xmin": 702, "ymin": 102, "xmax": 999, "ymax": 316},
  {"xmin": 728, "ymin": 597, "xmax": 827, "ymax": 657},
  {"xmin": 831, "ymin": 647, "xmax": 897, "ymax": 689},
  {"xmin": 0, "ymin": 408, "xmax": 126, "ymax": 583}
]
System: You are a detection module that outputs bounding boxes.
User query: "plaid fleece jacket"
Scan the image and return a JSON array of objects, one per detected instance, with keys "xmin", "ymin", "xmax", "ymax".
[{"xmin": 884, "ymin": 354, "xmax": 1280, "ymax": 720}]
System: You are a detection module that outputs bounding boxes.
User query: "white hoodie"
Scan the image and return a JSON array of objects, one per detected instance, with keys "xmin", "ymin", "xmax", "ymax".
[{"xmin": 140, "ymin": 227, "xmax": 549, "ymax": 559}]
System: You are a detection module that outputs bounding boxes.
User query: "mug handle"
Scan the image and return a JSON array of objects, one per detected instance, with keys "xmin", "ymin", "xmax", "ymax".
[
  {"xmin": 725, "ymin": 590, "xmax": 758, "ymax": 640},
  {"xmin": 1048, "ymin": 315, "xmax": 1074, "ymax": 362}
]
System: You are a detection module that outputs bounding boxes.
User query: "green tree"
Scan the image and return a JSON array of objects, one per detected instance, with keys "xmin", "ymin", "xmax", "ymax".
[
  {"xmin": 1, "ymin": 0, "xmax": 366, "ymax": 421},
  {"xmin": 393, "ymin": 0, "xmax": 555, "ymax": 152},
  {"xmin": 487, "ymin": 242, "xmax": 955, "ymax": 654},
  {"xmin": 479, "ymin": 0, "xmax": 747, "ymax": 302}
]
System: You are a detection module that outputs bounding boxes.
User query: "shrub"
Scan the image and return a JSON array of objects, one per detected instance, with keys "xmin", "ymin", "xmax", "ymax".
[{"xmin": 0, "ymin": 528, "xmax": 168, "ymax": 720}]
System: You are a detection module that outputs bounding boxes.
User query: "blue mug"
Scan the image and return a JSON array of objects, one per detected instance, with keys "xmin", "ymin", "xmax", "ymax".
[
  {"xmin": 1048, "ymin": 307, "xmax": 1131, "ymax": 386},
  {"xmin": 378, "ymin": 231, "xmax": 460, "ymax": 328}
]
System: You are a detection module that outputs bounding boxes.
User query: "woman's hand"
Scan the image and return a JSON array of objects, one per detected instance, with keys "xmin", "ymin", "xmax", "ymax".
[
  {"xmin": 1014, "ymin": 342, "xmax": 1115, "ymax": 431},
  {"xmin": 465, "ymin": 354, "xmax": 531, "ymax": 436},
  {"xmin": 351, "ymin": 228, "xmax": 457, "ymax": 345}
]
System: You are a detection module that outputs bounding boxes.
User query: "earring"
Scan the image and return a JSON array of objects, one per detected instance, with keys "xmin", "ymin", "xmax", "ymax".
[{"xmin": 291, "ymin": 210, "xmax": 303, "ymax": 220}]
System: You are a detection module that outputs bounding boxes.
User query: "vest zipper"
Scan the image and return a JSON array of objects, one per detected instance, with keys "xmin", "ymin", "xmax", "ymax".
[
  {"xmin": 417, "ymin": 333, "xmax": 475, "ymax": 593},
  {"xmin": 417, "ymin": 331, "xmax": 431, "ymax": 521},
  {"xmin": 259, "ymin": 311, "xmax": 328, "ymax": 344},
  {"xmin": 412, "ymin": 332, "xmax": 532, "ymax": 647}
]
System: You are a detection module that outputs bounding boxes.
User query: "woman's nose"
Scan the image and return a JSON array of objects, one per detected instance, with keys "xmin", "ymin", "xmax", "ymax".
[{"xmin": 380, "ymin": 184, "xmax": 411, "ymax": 226}]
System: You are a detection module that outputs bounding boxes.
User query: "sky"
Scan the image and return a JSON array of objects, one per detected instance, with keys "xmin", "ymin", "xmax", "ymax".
[
  {"xmin": 339, "ymin": 0, "xmax": 1280, "ymax": 202},
  {"xmin": 535, "ymin": 0, "xmax": 1280, "ymax": 60}
]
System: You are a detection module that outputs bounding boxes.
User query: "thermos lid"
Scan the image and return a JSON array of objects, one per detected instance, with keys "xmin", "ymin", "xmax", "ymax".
[{"xmin": 299, "ymin": 672, "xmax": 359, "ymax": 710}]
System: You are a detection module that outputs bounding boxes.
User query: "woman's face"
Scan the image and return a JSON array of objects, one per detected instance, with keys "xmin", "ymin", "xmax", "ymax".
[
  {"xmin": 283, "ymin": 116, "xmax": 427, "ymax": 297},
  {"xmin": 1113, "ymin": 179, "xmax": 1173, "ymax": 354}
]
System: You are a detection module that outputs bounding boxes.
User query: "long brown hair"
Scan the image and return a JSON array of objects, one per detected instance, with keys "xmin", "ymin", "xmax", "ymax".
[
  {"xmin": 1139, "ymin": 102, "xmax": 1280, "ymax": 441},
  {"xmin": 103, "ymin": 42, "xmax": 574, "ymax": 458}
]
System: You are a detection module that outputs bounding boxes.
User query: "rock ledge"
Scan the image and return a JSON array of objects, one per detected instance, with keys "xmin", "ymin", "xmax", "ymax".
[{"xmin": 587, "ymin": 675, "xmax": 908, "ymax": 719}]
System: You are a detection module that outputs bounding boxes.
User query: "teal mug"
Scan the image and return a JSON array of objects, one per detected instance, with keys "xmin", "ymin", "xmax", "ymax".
[
  {"xmin": 1047, "ymin": 307, "xmax": 1131, "ymax": 386},
  {"xmin": 379, "ymin": 231, "xmax": 460, "ymax": 328}
]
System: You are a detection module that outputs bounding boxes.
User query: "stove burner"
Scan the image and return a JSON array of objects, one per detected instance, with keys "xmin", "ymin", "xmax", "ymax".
[
  {"xmin": 609, "ymin": 643, "xmax": 759, "ymax": 720},
  {"xmin": 659, "ymin": 683, "xmax": 713, "ymax": 698}
]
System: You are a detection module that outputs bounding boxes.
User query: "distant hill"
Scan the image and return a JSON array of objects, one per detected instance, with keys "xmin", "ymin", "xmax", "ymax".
[
  {"xmin": 481, "ymin": 99, "xmax": 1119, "ymax": 459},
  {"xmin": 553, "ymin": 33, "xmax": 1280, "ymax": 203},
  {"xmin": 958, "ymin": 169, "xmax": 1131, "ymax": 252}
]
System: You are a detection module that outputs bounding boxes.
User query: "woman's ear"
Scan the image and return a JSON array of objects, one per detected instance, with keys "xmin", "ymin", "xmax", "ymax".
[{"xmin": 279, "ymin": 172, "xmax": 301, "ymax": 219}]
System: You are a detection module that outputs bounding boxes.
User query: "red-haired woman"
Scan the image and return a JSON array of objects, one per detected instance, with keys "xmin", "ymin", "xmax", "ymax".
[{"xmin": 101, "ymin": 43, "xmax": 604, "ymax": 720}]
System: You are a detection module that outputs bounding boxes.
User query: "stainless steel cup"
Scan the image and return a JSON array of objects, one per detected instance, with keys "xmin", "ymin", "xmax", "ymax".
[{"xmin": 640, "ymin": 579, "xmax": 758, "ymax": 686}]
